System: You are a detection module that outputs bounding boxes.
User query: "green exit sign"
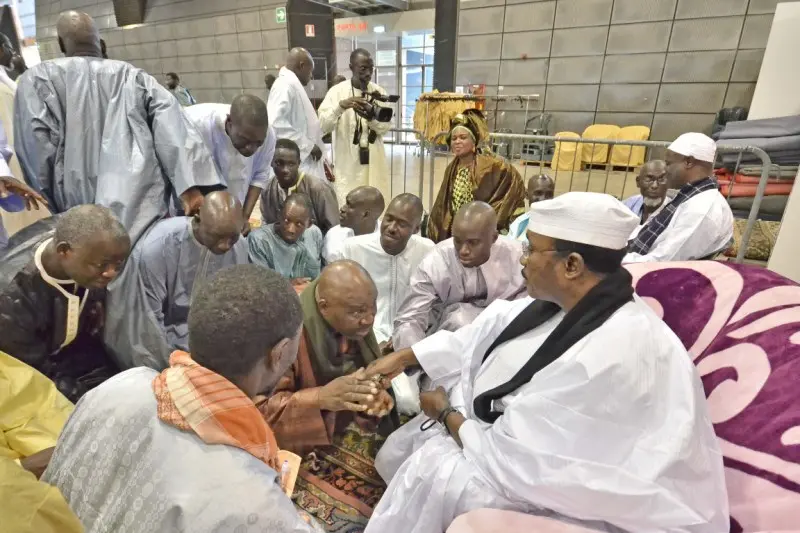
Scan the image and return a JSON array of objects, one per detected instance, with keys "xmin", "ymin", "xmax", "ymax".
[{"xmin": 275, "ymin": 7, "xmax": 286, "ymax": 24}]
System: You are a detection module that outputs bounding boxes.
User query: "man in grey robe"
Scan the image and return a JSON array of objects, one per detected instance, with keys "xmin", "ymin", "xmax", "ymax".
[
  {"xmin": 104, "ymin": 191, "xmax": 249, "ymax": 369},
  {"xmin": 249, "ymin": 193, "xmax": 323, "ymax": 282},
  {"xmin": 14, "ymin": 11, "xmax": 220, "ymax": 245},
  {"xmin": 392, "ymin": 202, "xmax": 526, "ymax": 350},
  {"xmin": 260, "ymin": 138, "xmax": 340, "ymax": 234},
  {"xmin": 43, "ymin": 265, "xmax": 322, "ymax": 533}
]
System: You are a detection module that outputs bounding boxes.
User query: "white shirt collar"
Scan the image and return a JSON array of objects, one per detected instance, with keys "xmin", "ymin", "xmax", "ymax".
[{"xmin": 34, "ymin": 238, "xmax": 75, "ymax": 285}]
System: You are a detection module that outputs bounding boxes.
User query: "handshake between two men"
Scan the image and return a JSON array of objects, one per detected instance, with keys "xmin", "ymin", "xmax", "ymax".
[{"xmin": 306, "ymin": 346, "xmax": 448, "ymax": 423}]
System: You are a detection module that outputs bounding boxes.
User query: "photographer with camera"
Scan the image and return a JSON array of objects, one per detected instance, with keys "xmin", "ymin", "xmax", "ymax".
[{"xmin": 319, "ymin": 49, "xmax": 396, "ymax": 205}]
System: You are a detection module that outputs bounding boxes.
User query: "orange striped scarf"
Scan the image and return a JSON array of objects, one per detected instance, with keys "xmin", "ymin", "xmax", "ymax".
[{"xmin": 153, "ymin": 350, "xmax": 279, "ymax": 469}]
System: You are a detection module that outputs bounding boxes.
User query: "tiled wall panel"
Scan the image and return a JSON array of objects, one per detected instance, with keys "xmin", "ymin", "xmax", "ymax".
[
  {"xmin": 36, "ymin": 0, "xmax": 290, "ymax": 103},
  {"xmin": 457, "ymin": 0, "xmax": 778, "ymax": 137}
]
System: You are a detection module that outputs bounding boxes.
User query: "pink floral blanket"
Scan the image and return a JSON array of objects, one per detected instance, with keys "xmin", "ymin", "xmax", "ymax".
[{"xmin": 627, "ymin": 261, "xmax": 800, "ymax": 533}]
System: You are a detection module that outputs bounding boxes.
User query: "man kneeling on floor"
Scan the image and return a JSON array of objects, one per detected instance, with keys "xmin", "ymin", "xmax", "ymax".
[
  {"xmin": 0, "ymin": 205, "xmax": 130, "ymax": 401},
  {"xmin": 104, "ymin": 190, "xmax": 249, "ymax": 369},
  {"xmin": 257, "ymin": 260, "xmax": 396, "ymax": 455},
  {"xmin": 365, "ymin": 192, "xmax": 729, "ymax": 533},
  {"xmin": 43, "ymin": 265, "xmax": 322, "ymax": 532}
]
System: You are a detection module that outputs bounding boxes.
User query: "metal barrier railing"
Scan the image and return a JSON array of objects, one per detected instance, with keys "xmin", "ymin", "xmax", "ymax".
[
  {"xmin": 385, "ymin": 128, "xmax": 426, "ymax": 202},
  {"xmin": 421, "ymin": 131, "xmax": 774, "ymax": 264}
]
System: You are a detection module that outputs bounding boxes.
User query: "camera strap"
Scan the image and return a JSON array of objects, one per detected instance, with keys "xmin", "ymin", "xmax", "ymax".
[{"xmin": 351, "ymin": 83, "xmax": 368, "ymax": 148}]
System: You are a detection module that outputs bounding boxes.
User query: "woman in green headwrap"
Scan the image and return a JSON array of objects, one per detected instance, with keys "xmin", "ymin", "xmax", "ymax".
[{"xmin": 426, "ymin": 109, "xmax": 526, "ymax": 243}]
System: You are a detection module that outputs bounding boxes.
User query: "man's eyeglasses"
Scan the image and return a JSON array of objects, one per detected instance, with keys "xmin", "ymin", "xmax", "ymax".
[
  {"xmin": 641, "ymin": 176, "xmax": 668, "ymax": 186},
  {"xmin": 521, "ymin": 246, "xmax": 558, "ymax": 261}
]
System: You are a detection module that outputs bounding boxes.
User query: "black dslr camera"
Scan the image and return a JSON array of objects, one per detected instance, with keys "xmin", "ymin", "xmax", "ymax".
[{"xmin": 352, "ymin": 91, "xmax": 400, "ymax": 164}]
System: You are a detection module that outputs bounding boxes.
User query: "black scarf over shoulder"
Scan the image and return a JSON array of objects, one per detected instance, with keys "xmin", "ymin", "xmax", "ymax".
[{"xmin": 473, "ymin": 268, "xmax": 634, "ymax": 423}]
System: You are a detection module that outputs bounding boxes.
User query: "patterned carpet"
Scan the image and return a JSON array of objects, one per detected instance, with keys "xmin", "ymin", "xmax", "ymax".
[{"xmin": 292, "ymin": 422, "xmax": 387, "ymax": 532}]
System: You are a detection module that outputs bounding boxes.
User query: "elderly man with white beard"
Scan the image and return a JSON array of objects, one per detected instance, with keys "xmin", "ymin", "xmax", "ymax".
[{"xmin": 364, "ymin": 192, "xmax": 729, "ymax": 533}]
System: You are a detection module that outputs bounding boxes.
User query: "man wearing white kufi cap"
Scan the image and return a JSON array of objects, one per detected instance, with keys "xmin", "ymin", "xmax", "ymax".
[
  {"xmin": 364, "ymin": 192, "xmax": 728, "ymax": 533},
  {"xmin": 625, "ymin": 132, "xmax": 734, "ymax": 262}
]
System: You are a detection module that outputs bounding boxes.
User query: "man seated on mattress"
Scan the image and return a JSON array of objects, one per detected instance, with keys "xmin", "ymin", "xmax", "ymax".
[
  {"xmin": 363, "ymin": 192, "xmax": 729, "ymax": 533},
  {"xmin": 624, "ymin": 133, "xmax": 734, "ymax": 262}
]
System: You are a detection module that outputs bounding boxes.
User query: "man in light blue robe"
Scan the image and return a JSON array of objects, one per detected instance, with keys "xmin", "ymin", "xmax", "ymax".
[
  {"xmin": 104, "ymin": 191, "xmax": 249, "ymax": 369},
  {"xmin": 621, "ymin": 160, "xmax": 669, "ymax": 224},
  {"xmin": 13, "ymin": 12, "xmax": 221, "ymax": 245},
  {"xmin": 249, "ymin": 193, "xmax": 322, "ymax": 282},
  {"xmin": 185, "ymin": 96, "xmax": 277, "ymax": 233}
]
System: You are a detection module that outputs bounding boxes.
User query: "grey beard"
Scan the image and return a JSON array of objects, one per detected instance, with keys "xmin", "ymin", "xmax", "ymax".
[{"xmin": 643, "ymin": 197, "xmax": 664, "ymax": 208}]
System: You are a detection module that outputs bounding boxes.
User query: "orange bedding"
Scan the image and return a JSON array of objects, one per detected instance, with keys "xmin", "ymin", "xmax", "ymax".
[
  {"xmin": 717, "ymin": 180, "xmax": 794, "ymax": 197},
  {"xmin": 714, "ymin": 169, "xmax": 795, "ymax": 185}
]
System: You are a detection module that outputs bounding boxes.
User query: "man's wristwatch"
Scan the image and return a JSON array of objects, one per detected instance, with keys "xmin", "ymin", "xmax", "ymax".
[{"xmin": 437, "ymin": 406, "xmax": 460, "ymax": 435}]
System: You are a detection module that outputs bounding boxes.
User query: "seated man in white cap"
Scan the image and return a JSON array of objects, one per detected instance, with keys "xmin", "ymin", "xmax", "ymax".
[
  {"xmin": 363, "ymin": 192, "xmax": 729, "ymax": 533},
  {"xmin": 625, "ymin": 132, "xmax": 733, "ymax": 262}
]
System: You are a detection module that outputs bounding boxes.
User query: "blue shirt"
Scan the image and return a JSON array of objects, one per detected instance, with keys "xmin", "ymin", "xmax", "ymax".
[{"xmin": 622, "ymin": 194, "xmax": 644, "ymax": 217}]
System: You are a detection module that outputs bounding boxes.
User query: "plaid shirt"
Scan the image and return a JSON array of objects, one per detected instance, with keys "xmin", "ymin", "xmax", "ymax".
[{"xmin": 627, "ymin": 176, "xmax": 718, "ymax": 255}]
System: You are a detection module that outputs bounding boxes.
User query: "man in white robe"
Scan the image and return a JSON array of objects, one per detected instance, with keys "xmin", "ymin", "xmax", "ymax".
[
  {"xmin": 103, "ymin": 191, "xmax": 249, "ymax": 370},
  {"xmin": 268, "ymin": 48, "xmax": 325, "ymax": 181},
  {"xmin": 318, "ymin": 49, "xmax": 392, "ymax": 204},
  {"xmin": 323, "ymin": 185, "xmax": 384, "ymax": 263},
  {"xmin": 185, "ymin": 96, "xmax": 276, "ymax": 234},
  {"xmin": 393, "ymin": 202, "xmax": 526, "ymax": 350},
  {"xmin": 625, "ymin": 133, "xmax": 734, "ymax": 262},
  {"xmin": 342, "ymin": 193, "xmax": 433, "ymax": 415},
  {"xmin": 341, "ymin": 193, "xmax": 433, "ymax": 346},
  {"xmin": 365, "ymin": 192, "xmax": 729, "ymax": 533}
]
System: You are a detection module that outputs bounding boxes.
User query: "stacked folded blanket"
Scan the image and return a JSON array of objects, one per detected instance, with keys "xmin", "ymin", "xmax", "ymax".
[{"xmin": 714, "ymin": 115, "xmax": 800, "ymax": 167}]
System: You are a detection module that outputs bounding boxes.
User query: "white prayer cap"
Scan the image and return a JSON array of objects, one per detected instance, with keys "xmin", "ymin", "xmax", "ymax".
[
  {"xmin": 528, "ymin": 192, "xmax": 639, "ymax": 250},
  {"xmin": 668, "ymin": 132, "xmax": 717, "ymax": 163}
]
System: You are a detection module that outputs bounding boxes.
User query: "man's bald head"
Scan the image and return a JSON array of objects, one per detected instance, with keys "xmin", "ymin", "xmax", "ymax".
[
  {"xmin": 527, "ymin": 174, "xmax": 555, "ymax": 204},
  {"xmin": 227, "ymin": 94, "xmax": 269, "ymax": 157},
  {"xmin": 340, "ymin": 186, "xmax": 386, "ymax": 234},
  {"xmin": 316, "ymin": 260, "xmax": 377, "ymax": 339},
  {"xmin": 453, "ymin": 201, "xmax": 497, "ymax": 231},
  {"xmin": 194, "ymin": 191, "xmax": 243, "ymax": 255},
  {"xmin": 638, "ymin": 159, "xmax": 668, "ymax": 178},
  {"xmin": 57, "ymin": 11, "xmax": 101, "ymax": 58},
  {"xmin": 286, "ymin": 47, "xmax": 314, "ymax": 86},
  {"xmin": 451, "ymin": 202, "xmax": 498, "ymax": 268}
]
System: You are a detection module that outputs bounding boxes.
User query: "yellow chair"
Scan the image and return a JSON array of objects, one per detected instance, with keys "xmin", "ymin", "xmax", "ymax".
[
  {"xmin": 581, "ymin": 124, "xmax": 621, "ymax": 165},
  {"xmin": 610, "ymin": 126, "xmax": 651, "ymax": 168},
  {"xmin": 550, "ymin": 132, "xmax": 583, "ymax": 171}
]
